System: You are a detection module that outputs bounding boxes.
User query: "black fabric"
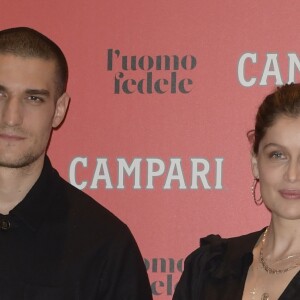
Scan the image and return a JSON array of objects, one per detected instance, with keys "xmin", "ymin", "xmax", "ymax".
[
  {"xmin": 0, "ymin": 156, "xmax": 152, "ymax": 300},
  {"xmin": 173, "ymin": 229, "xmax": 300, "ymax": 300}
]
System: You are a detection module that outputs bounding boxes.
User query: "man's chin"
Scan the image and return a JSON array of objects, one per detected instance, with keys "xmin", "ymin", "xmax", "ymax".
[{"xmin": 0, "ymin": 154, "xmax": 44, "ymax": 169}]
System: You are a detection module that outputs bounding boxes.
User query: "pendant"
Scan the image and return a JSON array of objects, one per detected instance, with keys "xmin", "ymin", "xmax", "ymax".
[{"xmin": 261, "ymin": 293, "xmax": 269, "ymax": 300}]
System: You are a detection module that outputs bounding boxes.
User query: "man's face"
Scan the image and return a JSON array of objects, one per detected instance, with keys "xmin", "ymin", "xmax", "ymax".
[{"xmin": 0, "ymin": 54, "xmax": 69, "ymax": 169}]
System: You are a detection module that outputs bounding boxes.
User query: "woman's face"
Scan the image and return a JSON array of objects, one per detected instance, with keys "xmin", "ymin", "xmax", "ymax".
[{"xmin": 252, "ymin": 115, "xmax": 300, "ymax": 220}]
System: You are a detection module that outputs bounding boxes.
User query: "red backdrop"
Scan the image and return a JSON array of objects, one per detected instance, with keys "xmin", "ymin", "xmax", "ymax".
[{"xmin": 3, "ymin": 1, "xmax": 300, "ymax": 298}]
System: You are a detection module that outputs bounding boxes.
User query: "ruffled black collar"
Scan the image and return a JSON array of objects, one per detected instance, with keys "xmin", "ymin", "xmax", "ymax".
[{"xmin": 201, "ymin": 228, "xmax": 265, "ymax": 279}]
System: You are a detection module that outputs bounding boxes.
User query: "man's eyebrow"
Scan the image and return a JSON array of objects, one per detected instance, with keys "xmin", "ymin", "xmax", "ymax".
[
  {"xmin": 0, "ymin": 86, "xmax": 51, "ymax": 96},
  {"xmin": 25, "ymin": 89, "xmax": 50, "ymax": 96}
]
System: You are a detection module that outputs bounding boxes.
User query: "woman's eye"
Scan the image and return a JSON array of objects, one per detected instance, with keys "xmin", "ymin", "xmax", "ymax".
[{"xmin": 270, "ymin": 151, "xmax": 285, "ymax": 159}]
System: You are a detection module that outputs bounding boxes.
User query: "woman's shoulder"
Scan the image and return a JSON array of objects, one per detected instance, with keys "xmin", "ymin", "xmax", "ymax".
[
  {"xmin": 186, "ymin": 229, "xmax": 264, "ymax": 266},
  {"xmin": 173, "ymin": 229, "xmax": 265, "ymax": 299}
]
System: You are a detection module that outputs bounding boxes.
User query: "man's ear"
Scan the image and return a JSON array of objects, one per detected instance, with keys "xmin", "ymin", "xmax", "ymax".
[
  {"xmin": 52, "ymin": 93, "xmax": 70, "ymax": 128},
  {"xmin": 251, "ymin": 154, "xmax": 259, "ymax": 179}
]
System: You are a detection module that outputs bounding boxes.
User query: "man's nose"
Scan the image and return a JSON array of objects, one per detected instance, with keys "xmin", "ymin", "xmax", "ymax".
[{"xmin": 1, "ymin": 97, "xmax": 23, "ymax": 127}]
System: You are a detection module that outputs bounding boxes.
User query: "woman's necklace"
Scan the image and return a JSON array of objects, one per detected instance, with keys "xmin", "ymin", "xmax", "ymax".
[
  {"xmin": 250, "ymin": 288, "xmax": 270, "ymax": 300},
  {"xmin": 259, "ymin": 227, "xmax": 300, "ymax": 274}
]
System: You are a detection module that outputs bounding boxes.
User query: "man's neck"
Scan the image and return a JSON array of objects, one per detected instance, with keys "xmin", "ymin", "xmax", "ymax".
[{"xmin": 0, "ymin": 156, "xmax": 44, "ymax": 215}]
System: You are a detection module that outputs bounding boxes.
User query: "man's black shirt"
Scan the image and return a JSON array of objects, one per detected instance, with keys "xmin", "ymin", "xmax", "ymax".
[{"xmin": 0, "ymin": 156, "xmax": 152, "ymax": 300}]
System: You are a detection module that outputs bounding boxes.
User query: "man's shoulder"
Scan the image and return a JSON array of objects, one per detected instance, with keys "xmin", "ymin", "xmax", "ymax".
[{"xmin": 51, "ymin": 173, "xmax": 130, "ymax": 238}]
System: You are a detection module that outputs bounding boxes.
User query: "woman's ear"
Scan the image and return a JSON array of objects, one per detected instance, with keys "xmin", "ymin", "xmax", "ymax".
[{"xmin": 251, "ymin": 154, "xmax": 259, "ymax": 179}]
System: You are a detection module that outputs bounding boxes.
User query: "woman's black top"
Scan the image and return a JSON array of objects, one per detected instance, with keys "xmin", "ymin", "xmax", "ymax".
[{"xmin": 173, "ymin": 229, "xmax": 300, "ymax": 300}]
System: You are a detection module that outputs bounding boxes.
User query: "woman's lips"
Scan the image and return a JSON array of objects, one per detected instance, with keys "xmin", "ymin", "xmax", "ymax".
[{"xmin": 279, "ymin": 190, "xmax": 300, "ymax": 199}]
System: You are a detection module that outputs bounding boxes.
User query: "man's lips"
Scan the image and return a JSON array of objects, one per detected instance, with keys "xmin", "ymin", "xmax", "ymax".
[
  {"xmin": 0, "ymin": 133, "xmax": 26, "ymax": 141},
  {"xmin": 279, "ymin": 190, "xmax": 300, "ymax": 200}
]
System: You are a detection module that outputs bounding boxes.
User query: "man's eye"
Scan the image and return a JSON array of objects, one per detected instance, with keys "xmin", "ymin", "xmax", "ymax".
[{"xmin": 28, "ymin": 96, "xmax": 43, "ymax": 102}]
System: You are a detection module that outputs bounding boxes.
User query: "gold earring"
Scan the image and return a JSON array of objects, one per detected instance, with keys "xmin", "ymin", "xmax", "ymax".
[{"xmin": 251, "ymin": 178, "xmax": 262, "ymax": 206}]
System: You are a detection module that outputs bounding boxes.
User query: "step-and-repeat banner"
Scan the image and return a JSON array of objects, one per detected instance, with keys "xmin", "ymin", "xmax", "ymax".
[{"xmin": 3, "ymin": 1, "xmax": 300, "ymax": 298}]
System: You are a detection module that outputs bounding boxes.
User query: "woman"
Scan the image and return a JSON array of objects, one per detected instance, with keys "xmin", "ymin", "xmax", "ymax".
[{"xmin": 173, "ymin": 83, "xmax": 300, "ymax": 300}]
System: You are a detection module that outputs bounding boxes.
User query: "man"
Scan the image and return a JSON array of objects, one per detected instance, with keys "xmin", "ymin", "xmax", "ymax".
[{"xmin": 0, "ymin": 27, "xmax": 152, "ymax": 299}]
